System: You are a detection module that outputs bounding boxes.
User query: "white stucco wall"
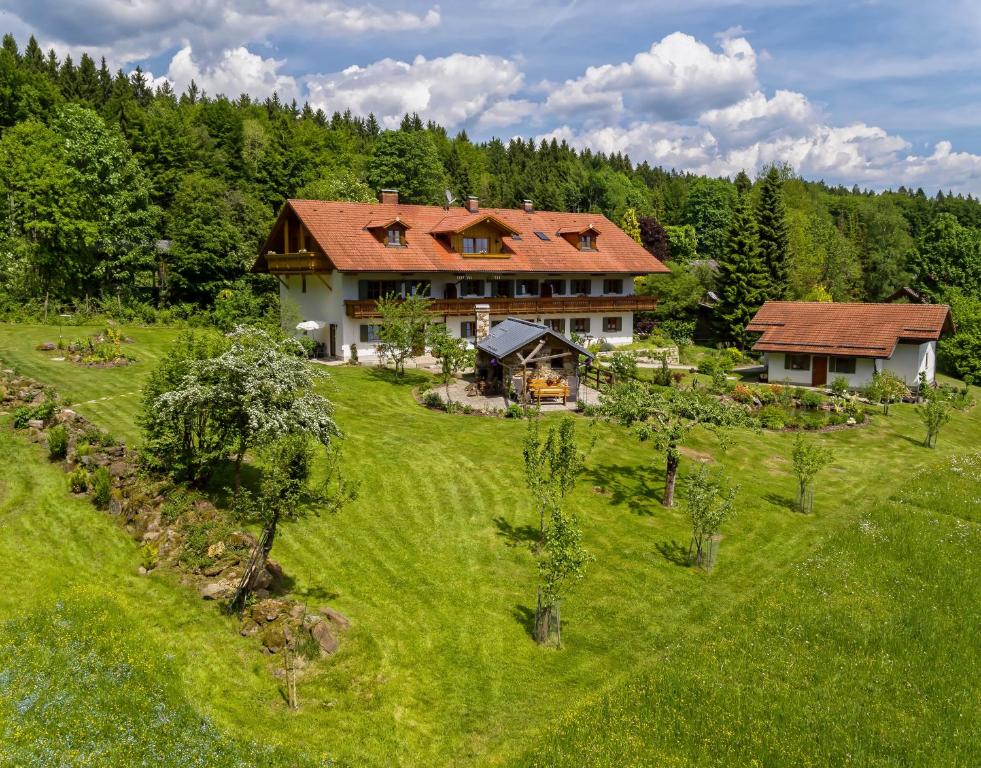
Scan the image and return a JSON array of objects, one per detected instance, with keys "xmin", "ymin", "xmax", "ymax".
[
  {"xmin": 765, "ymin": 341, "xmax": 937, "ymax": 389},
  {"xmin": 283, "ymin": 271, "xmax": 639, "ymax": 359}
]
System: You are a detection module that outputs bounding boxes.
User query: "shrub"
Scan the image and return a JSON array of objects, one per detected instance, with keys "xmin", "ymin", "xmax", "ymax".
[
  {"xmin": 800, "ymin": 390, "xmax": 824, "ymax": 410},
  {"xmin": 830, "ymin": 376, "xmax": 849, "ymax": 397},
  {"xmin": 445, "ymin": 401, "xmax": 461, "ymax": 414},
  {"xmin": 47, "ymin": 425, "xmax": 68, "ymax": 460},
  {"xmin": 74, "ymin": 441, "xmax": 91, "ymax": 459},
  {"xmin": 90, "ymin": 467, "xmax": 112, "ymax": 509},
  {"xmin": 11, "ymin": 406, "xmax": 32, "ymax": 429},
  {"xmin": 422, "ymin": 390, "xmax": 444, "ymax": 409},
  {"xmin": 505, "ymin": 403, "xmax": 525, "ymax": 419},
  {"xmin": 756, "ymin": 387, "xmax": 775, "ymax": 405},
  {"xmin": 139, "ymin": 542, "xmax": 159, "ymax": 571},
  {"xmin": 607, "ymin": 351, "xmax": 638, "ymax": 381},
  {"xmin": 160, "ymin": 489, "xmax": 193, "ymax": 525},
  {"xmin": 462, "ymin": 403, "xmax": 474, "ymax": 415},
  {"xmin": 68, "ymin": 468, "xmax": 89, "ymax": 493},
  {"xmin": 659, "ymin": 319, "xmax": 695, "ymax": 346},
  {"xmin": 758, "ymin": 404, "xmax": 787, "ymax": 430}
]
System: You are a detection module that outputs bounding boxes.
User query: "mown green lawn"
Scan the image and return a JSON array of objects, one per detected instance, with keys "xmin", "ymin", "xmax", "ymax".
[{"xmin": 0, "ymin": 322, "xmax": 978, "ymax": 766}]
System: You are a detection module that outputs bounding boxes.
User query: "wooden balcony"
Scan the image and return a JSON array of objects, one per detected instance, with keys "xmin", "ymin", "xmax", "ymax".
[
  {"xmin": 263, "ymin": 251, "xmax": 331, "ymax": 274},
  {"xmin": 344, "ymin": 295, "xmax": 658, "ymax": 319}
]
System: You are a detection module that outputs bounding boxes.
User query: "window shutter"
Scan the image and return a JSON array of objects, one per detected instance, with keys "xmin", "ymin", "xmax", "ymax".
[
  {"xmin": 358, "ymin": 280, "xmax": 369, "ymax": 300},
  {"xmin": 360, "ymin": 325, "xmax": 370, "ymax": 342}
]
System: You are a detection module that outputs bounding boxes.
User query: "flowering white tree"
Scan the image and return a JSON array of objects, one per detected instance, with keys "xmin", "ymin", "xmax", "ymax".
[{"xmin": 146, "ymin": 327, "xmax": 339, "ymax": 489}]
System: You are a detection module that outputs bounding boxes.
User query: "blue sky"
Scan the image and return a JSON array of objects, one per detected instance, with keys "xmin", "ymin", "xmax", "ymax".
[{"xmin": 3, "ymin": 0, "xmax": 980, "ymax": 193}]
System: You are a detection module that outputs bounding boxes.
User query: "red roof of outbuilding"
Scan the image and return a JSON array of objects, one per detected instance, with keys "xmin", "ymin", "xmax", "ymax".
[
  {"xmin": 258, "ymin": 199, "xmax": 668, "ymax": 275},
  {"xmin": 747, "ymin": 301, "xmax": 954, "ymax": 358}
]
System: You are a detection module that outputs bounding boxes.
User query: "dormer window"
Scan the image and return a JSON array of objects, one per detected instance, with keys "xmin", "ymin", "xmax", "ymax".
[
  {"xmin": 557, "ymin": 223, "xmax": 600, "ymax": 250},
  {"xmin": 366, "ymin": 216, "xmax": 411, "ymax": 247},
  {"xmin": 462, "ymin": 236, "xmax": 490, "ymax": 254}
]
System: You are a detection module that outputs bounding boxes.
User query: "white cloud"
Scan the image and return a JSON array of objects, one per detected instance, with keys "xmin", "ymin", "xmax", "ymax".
[
  {"xmin": 1, "ymin": 1, "xmax": 441, "ymax": 65},
  {"xmin": 304, "ymin": 53, "xmax": 524, "ymax": 129},
  {"xmin": 545, "ymin": 32, "xmax": 758, "ymax": 122},
  {"xmin": 160, "ymin": 45, "xmax": 301, "ymax": 101},
  {"xmin": 699, "ymin": 89, "xmax": 818, "ymax": 148}
]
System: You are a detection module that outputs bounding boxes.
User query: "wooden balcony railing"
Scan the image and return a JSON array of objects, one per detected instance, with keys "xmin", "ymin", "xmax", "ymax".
[
  {"xmin": 263, "ymin": 252, "xmax": 331, "ymax": 274},
  {"xmin": 344, "ymin": 295, "xmax": 658, "ymax": 319}
]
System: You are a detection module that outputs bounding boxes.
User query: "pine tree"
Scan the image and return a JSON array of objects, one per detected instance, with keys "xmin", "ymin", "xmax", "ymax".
[
  {"xmin": 620, "ymin": 207, "xmax": 641, "ymax": 243},
  {"xmin": 756, "ymin": 166, "xmax": 790, "ymax": 298},
  {"xmin": 715, "ymin": 188, "xmax": 770, "ymax": 346}
]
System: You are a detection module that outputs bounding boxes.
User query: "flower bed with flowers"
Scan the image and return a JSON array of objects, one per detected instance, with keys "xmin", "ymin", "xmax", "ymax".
[{"xmin": 725, "ymin": 382, "xmax": 872, "ymax": 431}]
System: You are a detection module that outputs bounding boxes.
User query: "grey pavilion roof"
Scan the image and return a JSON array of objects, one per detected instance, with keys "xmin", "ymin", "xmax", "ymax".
[{"xmin": 475, "ymin": 317, "xmax": 594, "ymax": 361}]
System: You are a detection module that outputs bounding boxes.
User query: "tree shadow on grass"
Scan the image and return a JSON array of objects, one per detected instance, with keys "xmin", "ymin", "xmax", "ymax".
[
  {"xmin": 654, "ymin": 539, "xmax": 690, "ymax": 567},
  {"xmin": 511, "ymin": 604, "xmax": 536, "ymax": 639},
  {"xmin": 292, "ymin": 584, "xmax": 341, "ymax": 604},
  {"xmin": 893, "ymin": 431, "xmax": 926, "ymax": 448},
  {"xmin": 762, "ymin": 492, "xmax": 798, "ymax": 512},
  {"xmin": 492, "ymin": 516, "xmax": 539, "ymax": 548},
  {"xmin": 585, "ymin": 462, "xmax": 662, "ymax": 516}
]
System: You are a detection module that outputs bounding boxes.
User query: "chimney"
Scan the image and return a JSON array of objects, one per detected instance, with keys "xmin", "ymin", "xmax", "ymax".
[
  {"xmin": 521, "ymin": 199, "xmax": 533, "ymax": 213},
  {"xmin": 379, "ymin": 189, "xmax": 399, "ymax": 205},
  {"xmin": 474, "ymin": 304, "xmax": 491, "ymax": 341},
  {"xmin": 465, "ymin": 195, "xmax": 479, "ymax": 213}
]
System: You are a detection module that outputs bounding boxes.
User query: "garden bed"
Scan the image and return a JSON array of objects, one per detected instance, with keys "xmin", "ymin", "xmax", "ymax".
[{"xmin": 37, "ymin": 325, "xmax": 136, "ymax": 367}]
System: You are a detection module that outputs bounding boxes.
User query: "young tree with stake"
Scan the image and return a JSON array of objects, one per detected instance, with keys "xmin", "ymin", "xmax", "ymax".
[
  {"xmin": 917, "ymin": 393, "xmax": 952, "ymax": 448},
  {"xmin": 522, "ymin": 416, "xmax": 591, "ymax": 646},
  {"xmin": 791, "ymin": 432, "xmax": 834, "ymax": 514},
  {"xmin": 685, "ymin": 463, "xmax": 738, "ymax": 569}
]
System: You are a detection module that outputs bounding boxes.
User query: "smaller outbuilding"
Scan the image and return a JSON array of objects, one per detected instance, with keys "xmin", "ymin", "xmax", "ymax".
[
  {"xmin": 474, "ymin": 317, "xmax": 594, "ymax": 404},
  {"xmin": 747, "ymin": 301, "xmax": 954, "ymax": 390}
]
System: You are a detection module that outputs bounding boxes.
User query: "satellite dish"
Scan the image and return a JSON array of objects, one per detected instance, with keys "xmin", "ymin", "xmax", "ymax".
[{"xmin": 444, "ymin": 189, "xmax": 456, "ymax": 209}]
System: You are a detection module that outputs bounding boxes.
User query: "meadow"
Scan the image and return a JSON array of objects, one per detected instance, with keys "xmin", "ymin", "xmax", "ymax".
[{"xmin": 0, "ymin": 322, "xmax": 978, "ymax": 766}]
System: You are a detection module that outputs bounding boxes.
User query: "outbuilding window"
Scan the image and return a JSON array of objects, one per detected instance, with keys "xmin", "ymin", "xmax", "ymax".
[
  {"xmin": 788, "ymin": 354, "xmax": 810, "ymax": 371},
  {"xmin": 830, "ymin": 356, "xmax": 856, "ymax": 374}
]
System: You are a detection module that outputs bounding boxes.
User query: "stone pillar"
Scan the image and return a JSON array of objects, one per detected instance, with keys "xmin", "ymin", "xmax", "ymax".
[{"xmin": 474, "ymin": 304, "xmax": 491, "ymax": 341}]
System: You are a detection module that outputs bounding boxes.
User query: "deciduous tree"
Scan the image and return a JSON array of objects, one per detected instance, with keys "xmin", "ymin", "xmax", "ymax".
[
  {"xmin": 685, "ymin": 462, "xmax": 738, "ymax": 569},
  {"xmin": 602, "ymin": 383, "xmax": 751, "ymax": 507}
]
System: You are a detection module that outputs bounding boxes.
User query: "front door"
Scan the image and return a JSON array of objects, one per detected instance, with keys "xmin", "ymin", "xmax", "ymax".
[
  {"xmin": 811, "ymin": 355, "xmax": 828, "ymax": 387},
  {"xmin": 329, "ymin": 324, "xmax": 337, "ymax": 358}
]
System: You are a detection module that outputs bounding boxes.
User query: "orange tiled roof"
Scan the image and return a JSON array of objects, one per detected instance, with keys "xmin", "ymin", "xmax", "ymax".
[
  {"xmin": 747, "ymin": 301, "xmax": 954, "ymax": 358},
  {"xmin": 258, "ymin": 199, "xmax": 668, "ymax": 275}
]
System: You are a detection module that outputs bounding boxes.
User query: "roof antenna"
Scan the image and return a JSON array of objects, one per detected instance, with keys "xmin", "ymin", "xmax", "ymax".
[{"xmin": 444, "ymin": 189, "xmax": 456, "ymax": 211}]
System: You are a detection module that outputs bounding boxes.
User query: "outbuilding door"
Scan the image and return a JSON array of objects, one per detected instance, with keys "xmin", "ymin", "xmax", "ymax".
[{"xmin": 811, "ymin": 356, "xmax": 828, "ymax": 386}]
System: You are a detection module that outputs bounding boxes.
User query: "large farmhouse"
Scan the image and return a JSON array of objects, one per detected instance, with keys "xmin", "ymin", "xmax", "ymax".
[
  {"xmin": 747, "ymin": 301, "xmax": 954, "ymax": 389},
  {"xmin": 253, "ymin": 190, "xmax": 667, "ymax": 359}
]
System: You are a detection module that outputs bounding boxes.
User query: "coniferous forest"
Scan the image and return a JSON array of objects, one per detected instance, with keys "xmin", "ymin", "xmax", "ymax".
[{"xmin": 0, "ymin": 32, "xmax": 978, "ymax": 378}]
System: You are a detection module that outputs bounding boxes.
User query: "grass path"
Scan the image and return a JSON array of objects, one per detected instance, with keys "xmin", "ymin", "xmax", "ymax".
[{"xmin": 0, "ymin": 322, "xmax": 978, "ymax": 766}]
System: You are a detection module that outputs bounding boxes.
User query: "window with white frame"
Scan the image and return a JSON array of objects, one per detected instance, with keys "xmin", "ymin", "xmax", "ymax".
[
  {"xmin": 788, "ymin": 354, "xmax": 810, "ymax": 371},
  {"xmin": 603, "ymin": 278, "xmax": 623, "ymax": 294},
  {"xmin": 359, "ymin": 324, "xmax": 381, "ymax": 342},
  {"xmin": 572, "ymin": 317, "xmax": 591, "ymax": 334}
]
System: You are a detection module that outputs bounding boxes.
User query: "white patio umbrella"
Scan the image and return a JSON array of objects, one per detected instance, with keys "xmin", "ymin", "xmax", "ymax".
[{"xmin": 296, "ymin": 320, "xmax": 326, "ymax": 332}]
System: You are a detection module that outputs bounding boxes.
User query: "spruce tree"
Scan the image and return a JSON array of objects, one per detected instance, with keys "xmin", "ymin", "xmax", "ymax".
[
  {"xmin": 716, "ymin": 187, "xmax": 769, "ymax": 346},
  {"xmin": 756, "ymin": 166, "xmax": 790, "ymax": 298}
]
